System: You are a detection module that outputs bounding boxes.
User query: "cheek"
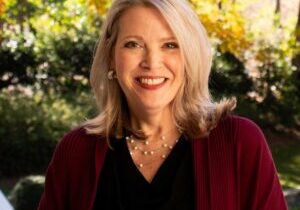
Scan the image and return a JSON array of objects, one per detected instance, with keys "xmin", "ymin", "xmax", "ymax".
[
  {"xmin": 114, "ymin": 51, "xmax": 126, "ymax": 70},
  {"xmin": 166, "ymin": 55, "xmax": 185, "ymax": 79},
  {"xmin": 115, "ymin": 52, "xmax": 141, "ymax": 73},
  {"xmin": 114, "ymin": 52, "xmax": 137, "ymax": 89}
]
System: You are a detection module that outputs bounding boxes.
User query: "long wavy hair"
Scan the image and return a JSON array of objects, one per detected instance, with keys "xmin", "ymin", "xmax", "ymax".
[{"xmin": 83, "ymin": 0, "xmax": 236, "ymax": 142}]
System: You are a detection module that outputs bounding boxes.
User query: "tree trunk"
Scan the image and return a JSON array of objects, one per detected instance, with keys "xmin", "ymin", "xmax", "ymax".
[
  {"xmin": 275, "ymin": 0, "xmax": 280, "ymax": 14},
  {"xmin": 274, "ymin": 0, "xmax": 281, "ymax": 27},
  {"xmin": 292, "ymin": 1, "xmax": 300, "ymax": 90},
  {"xmin": 218, "ymin": 1, "xmax": 222, "ymax": 10},
  {"xmin": 296, "ymin": 1, "xmax": 300, "ymax": 42}
]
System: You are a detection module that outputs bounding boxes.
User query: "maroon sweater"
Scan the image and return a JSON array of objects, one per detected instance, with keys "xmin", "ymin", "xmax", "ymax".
[{"xmin": 38, "ymin": 116, "xmax": 287, "ymax": 210}]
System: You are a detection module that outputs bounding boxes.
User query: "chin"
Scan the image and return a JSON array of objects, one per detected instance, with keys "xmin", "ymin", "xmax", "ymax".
[{"xmin": 136, "ymin": 101, "xmax": 172, "ymax": 113}]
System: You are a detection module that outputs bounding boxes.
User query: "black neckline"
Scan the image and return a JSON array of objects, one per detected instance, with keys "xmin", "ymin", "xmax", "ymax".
[
  {"xmin": 93, "ymin": 135, "xmax": 195, "ymax": 210},
  {"xmin": 121, "ymin": 136, "xmax": 185, "ymax": 185}
]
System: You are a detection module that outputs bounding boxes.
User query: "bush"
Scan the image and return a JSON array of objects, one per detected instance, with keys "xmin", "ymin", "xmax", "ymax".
[
  {"xmin": 0, "ymin": 89, "xmax": 94, "ymax": 178},
  {"xmin": 0, "ymin": 0, "xmax": 99, "ymax": 92},
  {"xmin": 210, "ymin": 47, "xmax": 300, "ymax": 131},
  {"xmin": 210, "ymin": 50, "xmax": 260, "ymax": 121},
  {"xmin": 210, "ymin": 50, "xmax": 253, "ymax": 98},
  {"xmin": 8, "ymin": 175, "xmax": 45, "ymax": 210}
]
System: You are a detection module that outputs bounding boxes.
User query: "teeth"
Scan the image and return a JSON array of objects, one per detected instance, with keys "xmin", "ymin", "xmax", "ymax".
[{"xmin": 139, "ymin": 78, "xmax": 165, "ymax": 85}]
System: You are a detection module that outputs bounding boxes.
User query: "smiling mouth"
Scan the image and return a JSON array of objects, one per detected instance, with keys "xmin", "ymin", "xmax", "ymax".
[
  {"xmin": 135, "ymin": 77, "xmax": 168, "ymax": 89},
  {"xmin": 138, "ymin": 77, "xmax": 166, "ymax": 85}
]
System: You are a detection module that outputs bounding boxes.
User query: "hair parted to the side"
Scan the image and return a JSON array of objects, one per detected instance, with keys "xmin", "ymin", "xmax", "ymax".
[{"xmin": 83, "ymin": 0, "xmax": 236, "ymax": 142}]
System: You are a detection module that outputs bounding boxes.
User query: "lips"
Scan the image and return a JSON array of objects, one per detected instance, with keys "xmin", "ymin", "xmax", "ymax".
[{"xmin": 135, "ymin": 76, "xmax": 168, "ymax": 90}]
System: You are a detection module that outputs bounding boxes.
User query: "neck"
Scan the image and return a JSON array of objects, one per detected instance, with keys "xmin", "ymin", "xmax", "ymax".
[{"xmin": 129, "ymin": 106, "xmax": 177, "ymax": 138}]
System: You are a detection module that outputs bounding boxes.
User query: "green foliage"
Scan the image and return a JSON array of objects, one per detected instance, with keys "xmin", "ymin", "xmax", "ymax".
[
  {"xmin": 247, "ymin": 26, "xmax": 300, "ymax": 128},
  {"xmin": 32, "ymin": 27, "xmax": 97, "ymax": 93},
  {"xmin": 0, "ymin": 0, "xmax": 99, "ymax": 178},
  {"xmin": 209, "ymin": 50, "xmax": 262, "ymax": 122},
  {"xmin": 8, "ymin": 175, "xmax": 45, "ymax": 210},
  {"xmin": 210, "ymin": 50, "xmax": 253, "ymax": 98},
  {"xmin": 0, "ymin": 89, "xmax": 94, "ymax": 177},
  {"xmin": 0, "ymin": 23, "xmax": 38, "ymax": 88},
  {"xmin": 0, "ymin": 0, "xmax": 99, "ymax": 92}
]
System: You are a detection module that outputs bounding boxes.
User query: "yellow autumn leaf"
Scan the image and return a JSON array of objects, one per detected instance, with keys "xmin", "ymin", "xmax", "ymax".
[
  {"xmin": 190, "ymin": 0, "xmax": 251, "ymax": 58},
  {"xmin": 0, "ymin": 0, "xmax": 6, "ymax": 17},
  {"xmin": 88, "ymin": 0, "xmax": 111, "ymax": 16}
]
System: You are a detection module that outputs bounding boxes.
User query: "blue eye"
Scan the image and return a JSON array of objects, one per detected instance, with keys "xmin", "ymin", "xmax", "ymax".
[
  {"xmin": 124, "ymin": 41, "xmax": 140, "ymax": 48},
  {"xmin": 164, "ymin": 42, "xmax": 179, "ymax": 49}
]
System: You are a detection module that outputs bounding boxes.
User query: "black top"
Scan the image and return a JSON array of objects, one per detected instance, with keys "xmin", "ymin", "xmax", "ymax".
[{"xmin": 93, "ymin": 136, "xmax": 195, "ymax": 210}]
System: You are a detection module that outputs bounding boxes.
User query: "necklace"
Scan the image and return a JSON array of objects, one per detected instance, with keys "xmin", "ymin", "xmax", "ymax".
[{"xmin": 125, "ymin": 135, "xmax": 179, "ymax": 168}]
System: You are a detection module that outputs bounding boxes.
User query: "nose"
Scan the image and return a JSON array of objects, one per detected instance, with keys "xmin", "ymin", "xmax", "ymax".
[{"xmin": 140, "ymin": 48, "xmax": 162, "ymax": 70}]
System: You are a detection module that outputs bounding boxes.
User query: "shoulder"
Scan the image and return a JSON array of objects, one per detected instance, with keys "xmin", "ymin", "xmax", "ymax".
[
  {"xmin": 216, "ymin": 115, "xmax": 262, "ymax": 133},
  {"xmin": 216, "ymin": 115, "xmax": 264, "ymax": 138},
  {"xmin": 57, "ymin": 127, "xmax": 96, "ymax": 148},
  {"xmin": 212, "ymin": 115, "xmax": 268, "ymax": 153},
  {"xmin": 208, "ymin": 115, "xmax": 276, "ymax": 180},
  {"xmin": 52, "ymin": 126, "xmax": 105, "ymax": 161},
  {"xmin": 60, "ymin": 126, "xmax": 97, "ymax": 143}
]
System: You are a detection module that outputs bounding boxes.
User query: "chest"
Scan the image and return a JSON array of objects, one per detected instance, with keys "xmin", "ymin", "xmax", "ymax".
[
  {"xmin": 129, "ymin": 148, "xmax": 176, "ymax": 182},
  {"xmin": 74, "ymin": 134, "xmax": 239, "ymax": 210},
  {"xmin": 93, "ymin": 137, "xmax": 195, "ymax": 210}
]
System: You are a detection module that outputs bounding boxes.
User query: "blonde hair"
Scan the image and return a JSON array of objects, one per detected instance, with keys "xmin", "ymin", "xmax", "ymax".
[{"xmin": 83, "ymin": 0, "xmax": 236, "ymax": 141}]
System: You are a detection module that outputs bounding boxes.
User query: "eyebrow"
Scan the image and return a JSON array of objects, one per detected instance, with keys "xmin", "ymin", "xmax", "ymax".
[{"xmin": 121, "ymin": 35, "xmax": 177, "ymax": 42}]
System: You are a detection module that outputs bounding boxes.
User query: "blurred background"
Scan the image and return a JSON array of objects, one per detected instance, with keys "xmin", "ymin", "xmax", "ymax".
[{"xmin": 0, "ymin": 0, "xmax": 299, "ymax": 209}]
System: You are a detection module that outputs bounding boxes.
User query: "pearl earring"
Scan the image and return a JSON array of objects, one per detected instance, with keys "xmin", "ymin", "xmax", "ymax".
[{"xmin": 107, "ymin": 70, "xmax": 116, "ymax": 80}]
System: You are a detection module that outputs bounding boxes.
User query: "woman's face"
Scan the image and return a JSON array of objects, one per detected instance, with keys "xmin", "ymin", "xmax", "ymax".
[{"xmin": 113, "ymin": 6, "xmax": 184, "ymax": 114}]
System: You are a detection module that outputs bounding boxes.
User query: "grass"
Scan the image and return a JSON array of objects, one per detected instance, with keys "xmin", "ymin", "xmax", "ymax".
[
  {"xmin": 268, "ymin": 132, "xmax": 300, "ymax": 210},
  {"xmin": 271, "ymin": 139, "xmax": 300, "ymax": 189}
]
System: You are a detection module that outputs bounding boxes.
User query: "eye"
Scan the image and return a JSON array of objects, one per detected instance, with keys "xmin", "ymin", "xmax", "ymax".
[
  {"xmin": 124, "ymin": 41, "xmax": 141, "ymax": 48},
  {"xmin": 164, "ymin": 42, "xmax": 179, "ymax": 49}
]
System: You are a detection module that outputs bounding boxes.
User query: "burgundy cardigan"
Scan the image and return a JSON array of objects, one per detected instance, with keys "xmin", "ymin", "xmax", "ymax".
[{"xmin": 38, "ymin": 116, "xmax": 287, "ymax": 210}]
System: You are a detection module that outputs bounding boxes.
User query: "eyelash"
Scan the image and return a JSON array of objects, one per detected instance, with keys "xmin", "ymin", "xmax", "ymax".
[
  {"xmin": 124, "ymin": 41, "xmax": 141, "ymax": 48},
  {"xmin": 124, "ymin": 41, "xmax": 179, "ymax": 49},
  {"xmin": 164, "ymin": 42, "xmax": 179, "ymax": 49}
]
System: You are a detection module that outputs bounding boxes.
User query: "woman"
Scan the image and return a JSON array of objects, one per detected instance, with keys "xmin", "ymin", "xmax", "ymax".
[{"xmin": 38, "ymin": 0, "xmax": 287, "ymax": 209}]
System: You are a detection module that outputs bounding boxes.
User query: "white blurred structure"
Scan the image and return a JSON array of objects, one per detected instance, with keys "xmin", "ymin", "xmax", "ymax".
[{"xmin": 0, "ymin": 190, "xmax": 14, "ymax": 210}]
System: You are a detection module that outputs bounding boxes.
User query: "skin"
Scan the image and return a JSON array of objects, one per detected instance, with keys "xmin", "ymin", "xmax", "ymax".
[{"xmin": 112, "ymin": 6, "xmax": 185, "ymax": 182}]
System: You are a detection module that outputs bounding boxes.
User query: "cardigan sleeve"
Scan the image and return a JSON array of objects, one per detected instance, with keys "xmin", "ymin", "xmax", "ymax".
[
  {"xmin": 236, "ymin": 118, "xmax": 287, "ymax": 210},
  {"xmin": 38, "ymin": 131, "xmax": 74, "ymax": 210}
]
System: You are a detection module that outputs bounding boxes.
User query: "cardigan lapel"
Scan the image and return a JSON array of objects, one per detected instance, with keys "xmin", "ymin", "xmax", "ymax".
[
  {"xmin": 205, "ymin": 121, "xmax": 237, "ymax": 210},
  {"xmin": 192, "ymin": 137, "xmax": 211, "ymax": 210},
  {"xmin": 89, "ymin": 138, "xmax": 108, "ymax": 210}
]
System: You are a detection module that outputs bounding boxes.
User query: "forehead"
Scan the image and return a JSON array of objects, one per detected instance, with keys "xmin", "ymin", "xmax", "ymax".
[{"xmin": 117, "ymin": 5, "xmax": 175, "ymax": 39}]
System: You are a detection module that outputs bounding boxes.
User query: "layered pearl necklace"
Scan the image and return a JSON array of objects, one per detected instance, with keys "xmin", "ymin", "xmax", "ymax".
[{"xmin": 126, "ymin": 135, "xmax": 180, "ymax": 168}]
